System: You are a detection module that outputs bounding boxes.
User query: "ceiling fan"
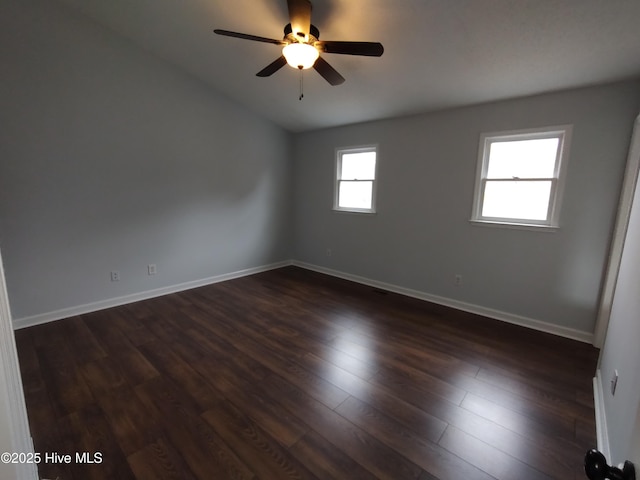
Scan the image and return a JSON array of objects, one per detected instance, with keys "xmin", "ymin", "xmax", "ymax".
[{"xmin": 213, "ymin": 0, "xmax": 384, "ymax": 87}]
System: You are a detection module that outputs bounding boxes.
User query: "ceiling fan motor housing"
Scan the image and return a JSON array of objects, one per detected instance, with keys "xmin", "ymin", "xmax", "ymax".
[{"xmin": 284, "ymin": 23, "xmax": 320, "ymax": 43}]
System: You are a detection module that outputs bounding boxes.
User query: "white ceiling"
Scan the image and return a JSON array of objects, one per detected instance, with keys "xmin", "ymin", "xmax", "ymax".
[{"xmin": 57, "ymin": 0, "xmax": 640, "ymax": 132}]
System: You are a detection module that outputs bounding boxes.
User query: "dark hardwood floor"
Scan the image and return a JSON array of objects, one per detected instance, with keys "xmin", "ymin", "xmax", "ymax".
[{"xmin": 14, "ymin": 266, "xmax": 599, "ymax": 480}]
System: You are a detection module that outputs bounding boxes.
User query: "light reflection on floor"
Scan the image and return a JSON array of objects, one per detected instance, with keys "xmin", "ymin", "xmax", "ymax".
[{"xmin": 316, "ymin": 310, "xmax": 537, "ymax": 466}]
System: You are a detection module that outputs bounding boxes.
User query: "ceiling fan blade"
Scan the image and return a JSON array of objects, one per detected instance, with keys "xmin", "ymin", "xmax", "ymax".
[
  {"xmin": 256, "ymin": 56, "xmax": 287, "ymax": 77},
  {"xmin": 213, "ymin": 29, "xmax": 285, "ymax": 45},
  {"xmin": 287, "ymin": 0, "xmax": 312, "ymax": 38},
  {"xmin": 316, "ymin": 41, "xmax": 384, "ymax": 57},
  {"xmin": 313, "ymin": 56, "xmax": 345, "ymax": 86}
]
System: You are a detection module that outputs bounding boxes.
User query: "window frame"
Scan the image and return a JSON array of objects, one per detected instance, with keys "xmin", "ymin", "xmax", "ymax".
[
  {"xmin": 333, "ymin": 145, "xmax": 378, "ymax": 214},
  {"xmin": 470, "ymin": 125, "xmax": 572, "ymax": 230}
]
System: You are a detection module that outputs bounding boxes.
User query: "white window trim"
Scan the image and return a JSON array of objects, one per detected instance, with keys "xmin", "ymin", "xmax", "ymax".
[
  {"xmin": 333, "ymin": 145, "xmax": 378, "ymax": 214},
  {"xmin": 470, "ymin": 125, "xmax": 572, "ymax": 230}
]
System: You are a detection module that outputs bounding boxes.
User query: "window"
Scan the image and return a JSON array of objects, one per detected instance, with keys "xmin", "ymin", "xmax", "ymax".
[
  {"xmin": 334, "ymin": 146, "xmax": 377, "ymax": 213},
  {"xmin": 471, "ymin": 126, "xmax": 571, "ymax": 229}
]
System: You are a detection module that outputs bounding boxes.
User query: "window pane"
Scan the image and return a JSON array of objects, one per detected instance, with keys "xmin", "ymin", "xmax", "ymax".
[
  {"xmin": 338, "ymin": 181, "xmax": 373, "ymax": 209},
  {"xmin": 487, "ymin": 138, "xmax": 559, "ymax": 179},
  {"xmin": 482, "ymin": 180, "xmax": 552, "ymax": 220},
  {"xmin": 341, "ymin": 151, "xmax": 376, "ymax": 180}
]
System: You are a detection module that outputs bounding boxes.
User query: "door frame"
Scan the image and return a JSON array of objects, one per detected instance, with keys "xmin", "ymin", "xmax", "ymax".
[
  {"xmin": 0, "ymin": 249, "xmax": 37, "ymax": 480},
  {"xmin": 594, "ymin": 114, "xmax": 640, "ymax": 348}
]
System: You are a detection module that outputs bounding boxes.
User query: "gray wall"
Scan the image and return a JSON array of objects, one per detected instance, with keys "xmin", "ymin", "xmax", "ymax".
[
  {"xmin": 0, "ymin": 0, "xmax": 292, "ymax": 321},
  {"xmin": 598, "ymin": 116, "xmax": 640, "ymax": 465},
  {"xmin": 292, "ymin": 82, "xmax": 640, "ymax": 336}
]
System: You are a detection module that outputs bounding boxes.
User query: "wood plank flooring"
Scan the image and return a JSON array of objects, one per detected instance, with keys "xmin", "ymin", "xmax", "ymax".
[{"xmin": 14, "ymin": 266, "xmax": 599, "ymax": 480}]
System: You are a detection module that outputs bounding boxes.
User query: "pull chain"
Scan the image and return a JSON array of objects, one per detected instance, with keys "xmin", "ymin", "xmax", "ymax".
[{"xmin": 298, "ymin": 66, "xmax": 304, "ymax": 101}]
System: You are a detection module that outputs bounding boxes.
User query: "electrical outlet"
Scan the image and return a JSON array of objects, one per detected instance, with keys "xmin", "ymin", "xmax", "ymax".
[
  {"xmin": 148, "ymin": 264, "xmax": 157, "ymax": 275},
  {"xmin": 110, "ymin": 271, "xmax": 120, "ymax": 282},
  {"xmin": 454, "ymin": 274, "xmax": 462, "ymax": 286},
  {"xmin": 611, "ymin": 370, "xmax": 619, "ymax": 396}
]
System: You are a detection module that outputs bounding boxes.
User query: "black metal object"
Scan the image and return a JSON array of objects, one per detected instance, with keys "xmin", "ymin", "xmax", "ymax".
[{"xmin": 585, "ymin": 449, "xmax": 636, "ymax": 480}]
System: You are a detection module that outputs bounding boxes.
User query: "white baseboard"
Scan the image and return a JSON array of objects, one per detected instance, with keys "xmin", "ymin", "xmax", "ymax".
[
  {"xmin": 13, "ymin": 261, "xmax": 292, "ymax": 330},
  {"xmin": 293, "ymin": 261, "xmax": 594, "ymax": 343},
  {"xmin": 593, "ymin": 370, "xmax": 611, "ymax": 460},
  {"xmin": 13, "ymin": 259, "xmax": 594, "ymax": 344}
]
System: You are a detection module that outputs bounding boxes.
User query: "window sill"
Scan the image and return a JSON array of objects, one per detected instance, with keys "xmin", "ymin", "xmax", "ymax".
[
  {"xmin": 469, "ymin": 219, "xmax": 559, "ymax": 232},
  {"xmin": 333, "ymin": 208, "xmax": 376, "ymax": 215}
]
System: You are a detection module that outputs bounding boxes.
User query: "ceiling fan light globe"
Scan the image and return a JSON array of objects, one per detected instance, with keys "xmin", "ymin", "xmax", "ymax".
[{"xmin": 282, "ymin": 43, "xmax": 319, "ymax": 69}]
